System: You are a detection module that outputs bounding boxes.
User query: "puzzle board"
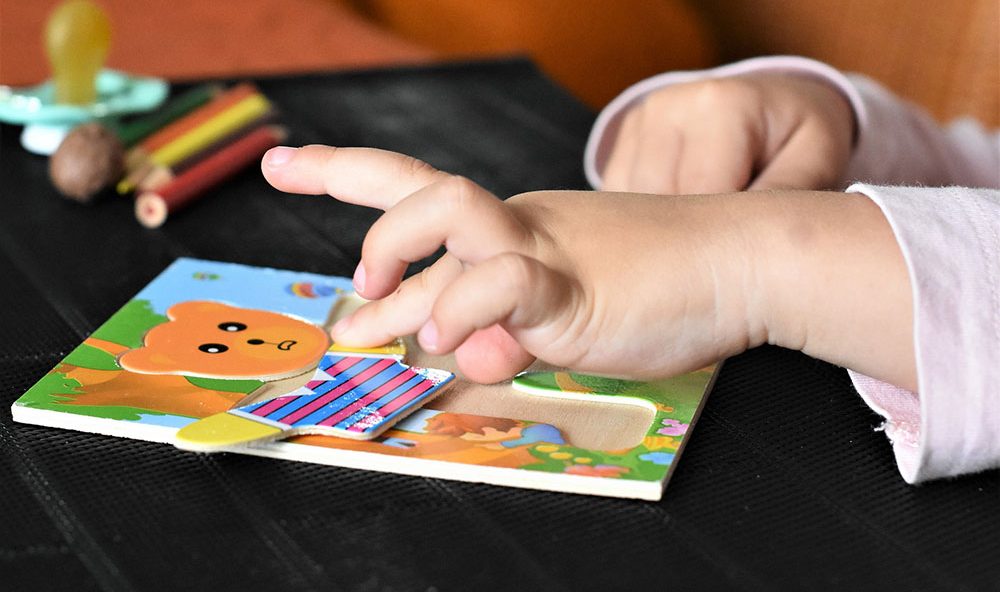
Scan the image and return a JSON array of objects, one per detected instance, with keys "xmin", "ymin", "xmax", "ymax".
[{"xmin": 12, "ymin": 258, "xmax": 717, "ymax": 500}]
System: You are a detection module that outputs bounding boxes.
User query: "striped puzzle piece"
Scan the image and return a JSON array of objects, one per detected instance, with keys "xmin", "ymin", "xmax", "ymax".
[{"xmin": 174, "ymin": 352, "xmax": 454, "ymax": 451}]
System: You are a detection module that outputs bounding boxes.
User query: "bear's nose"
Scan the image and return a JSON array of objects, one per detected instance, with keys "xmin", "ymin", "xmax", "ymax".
[{"xmin": 247, "ymin": 339, "xmax": 264, "ymax": 345}]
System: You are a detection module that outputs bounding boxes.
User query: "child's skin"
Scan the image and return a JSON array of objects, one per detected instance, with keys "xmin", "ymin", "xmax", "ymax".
[
  {"xmin": 261, "ymin": 138, "xmax": 915, "ymax": 391},
  {"xmin": 600, "ymin": 73, "xmax": 856, "ymax": 193}
]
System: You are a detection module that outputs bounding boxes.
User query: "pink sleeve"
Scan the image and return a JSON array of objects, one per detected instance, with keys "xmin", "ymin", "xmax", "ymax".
[
  {"xmin": 843, "ymin": 79, "xmax": 1000, "ymax": 187},
  {"xmin": 584, "ymin": 56, "xmax": 1000, "ymax": 190},
  {"xmin": 845, "ymin": 185, "xmax": 1000, "ymax": 484}
]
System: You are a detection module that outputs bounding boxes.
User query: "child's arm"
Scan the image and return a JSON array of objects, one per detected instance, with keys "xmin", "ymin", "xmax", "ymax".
[
  {"xmin": 587, "ymin": 56, "xmax": 1000, "ymax": 193},
  {"xmin": 261, "ymin": 145, "xmax": 915, "ymax": 389},
  {"xmin": 263, "ymin": 146, "xmax": 1000, "ymax": 484},
  {"xmin": 585, "ymin": 57, "xmax": 1000, "ymax": 484}
]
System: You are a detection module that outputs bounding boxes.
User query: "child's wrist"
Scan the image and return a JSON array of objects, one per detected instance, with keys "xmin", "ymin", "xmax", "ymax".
[
  {"xmin": 706, "ymin": 192, "xmax": 805, "ymax": 354},
  {"xmin": 746, "ymin": 191, "xmax": 824, "ymax": 351},
  {"xmin": 747, "ymin": 190, "xmax": 915, "ymax": 389},
  {"xmin": 717, "ymin": 189, "xmax": 847, "ymax": 355}
]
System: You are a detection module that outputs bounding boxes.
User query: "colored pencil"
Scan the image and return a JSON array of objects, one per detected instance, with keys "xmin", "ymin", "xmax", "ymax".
[
  {"xmin": 134, "ymin": 125, "xmax": 287, "ymax": 228},
  {"xmin": 136, "ymin": 111, "xmax": 278, "ymax": 192},
  {"xmin": 118, "ymin": 92, "xmax": 271, "ymax": 194},
  {"xmin": 110, "ymin": 83, "xmax": 221, "ymax": 147},
  {"xmin": 124, "ymin": 82, "xmax": 259, "ymax": 171}
]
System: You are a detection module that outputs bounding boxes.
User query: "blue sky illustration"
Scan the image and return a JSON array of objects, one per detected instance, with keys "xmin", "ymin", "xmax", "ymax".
[{"xmin": 135, "ymin": 258, "xmax": 354, "ymax": 325}]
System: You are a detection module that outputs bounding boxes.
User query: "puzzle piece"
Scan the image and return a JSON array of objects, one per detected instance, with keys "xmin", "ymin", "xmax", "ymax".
[
  {"xmin": 175, "ymin": 350, "xmax": 453, "ymax": 451},
  {"xmin": 327, "ymin": 339, "xmax": 406, "ymax": 359},
  {"xmin": 118, "ymin": 300, "xmax": 332, "ymax": 381}
]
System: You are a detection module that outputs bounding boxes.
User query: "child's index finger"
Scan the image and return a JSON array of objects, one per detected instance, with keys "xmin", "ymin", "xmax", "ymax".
[{"xmin": 261, "ymin": 145, "xmax": 446, "ymax": 210}]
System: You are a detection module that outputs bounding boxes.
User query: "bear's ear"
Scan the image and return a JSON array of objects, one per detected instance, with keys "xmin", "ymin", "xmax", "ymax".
[
  {"xmin": 166, "ymin": 300, "xmax": 235, "ymax": 320},
  {"xmin": 119, "ymin": 347, "xmax": 181, "ymax": 375}
]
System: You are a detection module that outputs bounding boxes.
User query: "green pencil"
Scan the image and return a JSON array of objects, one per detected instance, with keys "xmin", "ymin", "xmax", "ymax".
[{"xmin": 111, "ymin": 83, "xmax": 222, "ymax": 147}]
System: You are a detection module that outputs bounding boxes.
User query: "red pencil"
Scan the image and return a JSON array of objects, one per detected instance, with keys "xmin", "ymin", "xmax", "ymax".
[
  {"xmin": 134, "ymin": 125, "xmax": 287, "ymax": 228},
  {"xmin": 135, "ymin": 109, "xmax": 279, "ymax": 193}
]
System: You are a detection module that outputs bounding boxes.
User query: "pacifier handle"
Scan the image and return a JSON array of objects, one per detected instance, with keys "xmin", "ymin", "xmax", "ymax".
[{"xmin": 45, "ymin": 0, "xmax": 112, "ymax": 105}]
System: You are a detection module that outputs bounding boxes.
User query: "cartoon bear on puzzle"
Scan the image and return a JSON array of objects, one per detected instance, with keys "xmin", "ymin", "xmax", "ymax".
[{"xmin": 118, "ymin": 300, "xmax": 331, "ymax": 381}]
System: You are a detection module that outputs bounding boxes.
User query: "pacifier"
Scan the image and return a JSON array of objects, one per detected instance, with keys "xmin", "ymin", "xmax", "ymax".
[{"xmin": 0, "ymin": 1, "xmax": 167, "ymax": 154}]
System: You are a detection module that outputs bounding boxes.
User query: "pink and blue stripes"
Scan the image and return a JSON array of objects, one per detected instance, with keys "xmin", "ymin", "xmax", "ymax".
[{"xmin": 235, "ymin": 353, "xmax": 453, "ymax": 437}]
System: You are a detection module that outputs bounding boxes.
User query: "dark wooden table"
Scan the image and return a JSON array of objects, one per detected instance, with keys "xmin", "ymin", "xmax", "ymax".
[{"xmin": 1, "ymin": 59, "xmax": 997, "ymax": 592}]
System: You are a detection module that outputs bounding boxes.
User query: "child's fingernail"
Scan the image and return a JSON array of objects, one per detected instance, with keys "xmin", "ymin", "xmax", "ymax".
[
  {"xmin": 331, "ymin": 315, "xmax": 352, "ymax": 337},
  {"xmin": 418, "ymin": 319, "xmax": 439, "ymax": 352},
  {"xmin": 353, "ymin": 263, "xmax": 367, "ymax": 294},
  {"xmin": 264, "ymin": 146, "xmax": 296, "ymax": 168}
]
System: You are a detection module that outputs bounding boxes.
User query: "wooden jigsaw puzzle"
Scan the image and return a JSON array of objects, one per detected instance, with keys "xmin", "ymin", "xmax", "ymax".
[{"xmin": 12, "ymin": 258, "xmax": 717, "ymax": 500}]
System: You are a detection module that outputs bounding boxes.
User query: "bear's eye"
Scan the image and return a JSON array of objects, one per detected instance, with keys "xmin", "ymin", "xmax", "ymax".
[
  {"xmin": 218, "ymin": 322, "xmax": 247, "ymax": 332},
  {"xmin": 199, "ymin": 343, "xmax": 229, "ymax": 354}
]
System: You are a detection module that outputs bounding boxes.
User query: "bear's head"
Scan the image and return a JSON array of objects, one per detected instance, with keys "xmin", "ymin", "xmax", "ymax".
[{"xmin": 118, "ymin": 301, "xmax": 330, "ymax": 381}]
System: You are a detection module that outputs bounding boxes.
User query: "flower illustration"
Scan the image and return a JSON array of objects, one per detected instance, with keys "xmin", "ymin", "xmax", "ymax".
[
  {"xmin": 657, "ymin": 418, "xmax": 689, "ymax": 436},
  {"xmin": 565, "ymin": 464, "xmax": 629, "ymax": 478},
  {"xmin": 642, "ymin": 435, "xmax": 678, "ymax": 451},
  {"xmin": 639, "ymin": 452, "xmax": 676, "ymax": 466}
]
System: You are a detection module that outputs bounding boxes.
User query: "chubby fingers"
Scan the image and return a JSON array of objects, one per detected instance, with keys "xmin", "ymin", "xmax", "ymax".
[
  {"xmin": 261, "ymin": 145, "xmax": 446, "ymax": 210},
  {"xmin": 601, "ymin": 104, "xmax": 644, "ymax": 191},
  {"xmin": 334, "ymin": 254, "xmax": 536, "ymax": 384},
  {"xmin": 673, "ymin": 109, "xmax": 757, "ymax": 194},
  {"xmin": 600, "ymin": 90, "xmax": 756, "ymax": 195},
  {"xmin": 417, "ymin": 252, "xmax": 581, "ymax": 362},
  {"xmin": 749, "ymin": 120, "xmax": 849, "ymax": 191},
  {"xmin": 357, "ymin": 175, "xmax": 529, "ymax": 299},
  {"xmin": 332, "ymin": 254, "xmax": 462, "ymax": 347},
  {"xmin": 453, "ymin": 325, "xmax": 536, "ymax": 384}
]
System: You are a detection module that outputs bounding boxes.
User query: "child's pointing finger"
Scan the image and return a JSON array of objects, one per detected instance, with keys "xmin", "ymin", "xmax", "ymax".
[
  {"xmin": 421, "ymin": 253, "xmax": 581, "ymax": 365},
  {"xmin": 261, "ymin": 145, "xmax": 446, "ymax": 210}
]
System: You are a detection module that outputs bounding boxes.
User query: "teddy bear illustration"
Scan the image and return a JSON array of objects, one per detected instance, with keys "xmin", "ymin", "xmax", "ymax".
[{"xmin": 118, "ymin": 300, "xmax": 331, "ymax": 381}]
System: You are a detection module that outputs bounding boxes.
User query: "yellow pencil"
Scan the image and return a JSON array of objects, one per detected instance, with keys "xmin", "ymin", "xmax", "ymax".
[{"xmin": 117, "ymin": 92, "xmax": 271, "ymax": 194}]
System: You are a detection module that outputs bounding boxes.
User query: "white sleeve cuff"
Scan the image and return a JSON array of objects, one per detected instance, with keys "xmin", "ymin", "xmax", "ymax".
[{"xmin": 845, "ymin": 184, "xmax": 1000, "ymax": 484}]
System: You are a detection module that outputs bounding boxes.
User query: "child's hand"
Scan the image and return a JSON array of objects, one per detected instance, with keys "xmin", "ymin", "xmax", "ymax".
[
  {"xmin": 263, "ymin": 145, "xmax": 765, "ymax": 383},
  {"xmin": 262, "ymin": 146, "xmax": 914, "ymax": 390},
  {"xmin": 601, "ymin": 73, "xmax": 855, "ymax": 194}
]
